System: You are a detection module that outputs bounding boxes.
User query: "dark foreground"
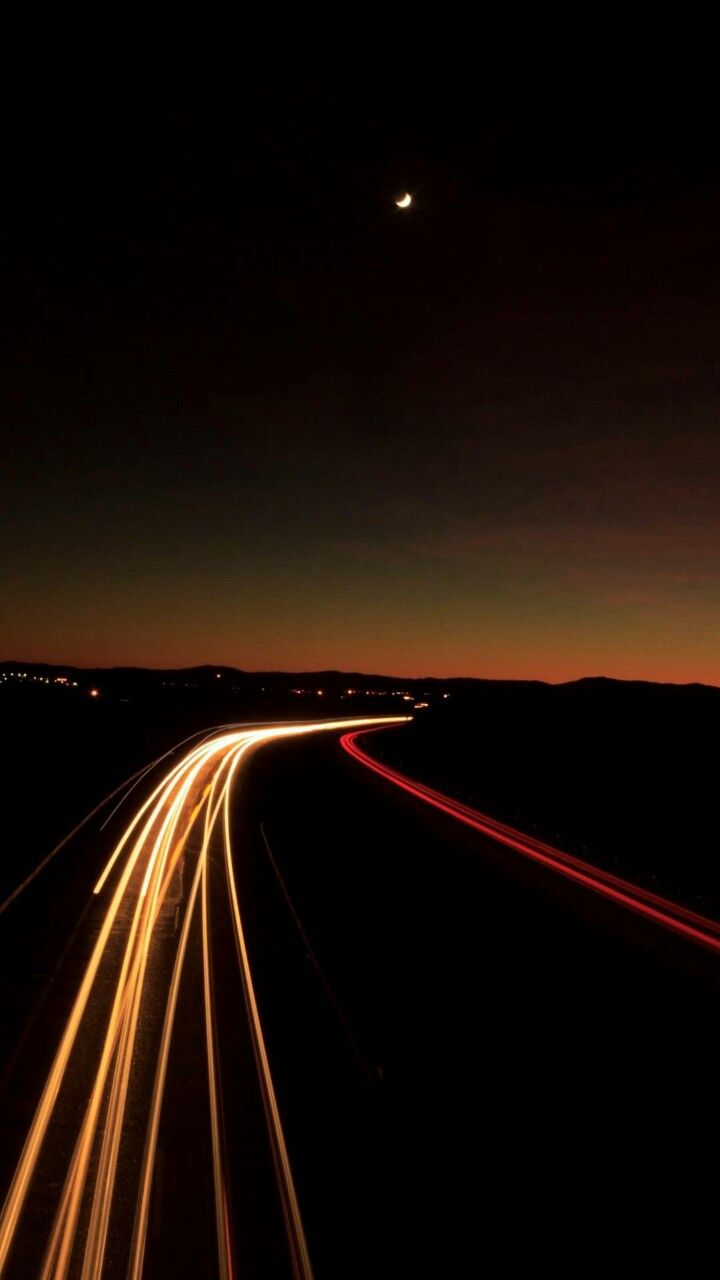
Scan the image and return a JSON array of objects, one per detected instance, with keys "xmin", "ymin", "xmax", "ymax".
[{"xmin": 1, "ymin": 720, "xmax": 719, "ymax": 1275}]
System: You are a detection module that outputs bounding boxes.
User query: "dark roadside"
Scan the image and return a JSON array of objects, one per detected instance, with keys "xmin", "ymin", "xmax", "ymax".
[
  {"xmin": 235, "ymin": 729, "xmax": 720, "ymax": 1277},
  {"xmin": 364, "ymin": 678, "xmax": 720, "ymax": 918}
]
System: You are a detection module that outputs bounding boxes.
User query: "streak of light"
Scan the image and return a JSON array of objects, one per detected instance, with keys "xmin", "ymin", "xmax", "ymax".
[
  {"xmin": 0, "ymin": 715, "xmax": 407, "ymax": 1279},
  {"xmin": 0, "ymin": 723, "xmax": 255, "ymax": 920},
  {"xmin": 91, "ymin": 733, "xmax": 237, "ymax": 896},
  {"xmin": 77, "ymin": 775, "xmax": 215, "ymax": 1280},
  {"xmin": 97, "ymin": 719, "xmax": 300, "ymax": 834},
  {"xmin": 222, "ymin": 746, "xmax": 315, "ymax": 1280},
  {"xmin": 341, "ymin": 729, "xmax": 720, "ymax": 954},
  {"xmin": 0, "ymin": 746, "xmax": 182, "ymax": 917},
  {"xmin": 128, "ymin": 843, "xmax": 206, "ymax": 1280},
  {"xmin": 46, "ymin": 757, "xmax": 225, "ymax": 1278},
  {"xmin": 97, "ymin": 722, "xmax": 242, "ymax": 831},
  {"xmin": 0, "ymin": 773, "xmax": 181, "ymax": 1276},
  {"xmin": 202, "ymin": 814, "xmax": 234, "ymax": 1280}
]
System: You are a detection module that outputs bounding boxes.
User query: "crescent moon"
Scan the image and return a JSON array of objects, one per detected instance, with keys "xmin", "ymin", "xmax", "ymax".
[{"xmin": 395, "ymin": 192, "xmax": 412, "ymax": 208}]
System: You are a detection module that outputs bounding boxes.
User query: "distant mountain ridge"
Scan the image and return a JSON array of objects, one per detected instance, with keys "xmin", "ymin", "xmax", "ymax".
[{"xmin": 1, "ymin": 660, "xmax": 718, "ymax": 695}]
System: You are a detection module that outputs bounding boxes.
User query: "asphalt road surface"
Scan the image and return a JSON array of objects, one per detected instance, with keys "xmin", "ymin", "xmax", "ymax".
[{"xmin": 1, "ymin": 718, "xmax": 719, "ymax": 1277}]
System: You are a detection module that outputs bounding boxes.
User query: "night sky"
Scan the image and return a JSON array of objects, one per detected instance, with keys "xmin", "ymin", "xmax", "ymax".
[{"xmin": 3, "ymin": 36, "xmax": 720, "ymax": 681}]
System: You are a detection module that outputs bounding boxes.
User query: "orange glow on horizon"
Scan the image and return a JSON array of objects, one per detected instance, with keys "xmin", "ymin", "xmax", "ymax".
[
  {"xmin": 2, "ymin": 648, "xmax": 718, "ymax": 688},
  {"xmin": 4, "ymin": 627, "xmax": 720, "ymax": 690}
]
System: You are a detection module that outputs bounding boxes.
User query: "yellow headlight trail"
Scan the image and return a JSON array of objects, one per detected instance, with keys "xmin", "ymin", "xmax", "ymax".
[
  {"xmin": 41, "ymin": 753, "xmax": 215, "ymax": 1280},
  {"xmin": 0, "ymin": 716, "xmax": 407, "ymax": 1279},
  {"xmin": 79, "ymin": 775, "xmax": 217, "ymax": 1280},
  {"xmin": 223, "ymin": 744, "xmax": 315, "ymax": 1280},
  {"xmin": 0, "ymin": 755, "xmax": 195, "ymax": 1275},
  {"xmin": 129, "ymin": 748, "xmax": 241, "ymax": 1280},
  {"xmin": 202, "ymin": 826, "xmax": 231, "ymax": 1280},
  {"xmin": 128, "ymin": 834, "xmax": 208, "ymax": 1280}
]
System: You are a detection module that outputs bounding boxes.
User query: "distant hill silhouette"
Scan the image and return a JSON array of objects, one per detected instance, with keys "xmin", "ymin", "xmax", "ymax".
[{"xmin": 2, "ymin": 660, "xmax": 718, "ymax": 697}]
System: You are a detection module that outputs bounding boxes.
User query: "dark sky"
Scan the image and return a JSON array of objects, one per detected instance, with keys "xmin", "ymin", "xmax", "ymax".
[{"xmin": 3, "ymin": 34, "xmax": 720, "ymax": 680}]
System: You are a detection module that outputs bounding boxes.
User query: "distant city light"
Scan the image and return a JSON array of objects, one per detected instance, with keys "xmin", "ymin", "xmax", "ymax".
[{"xmin": 89, "ymin": 688, "xmax": 100, "ymax": 698}]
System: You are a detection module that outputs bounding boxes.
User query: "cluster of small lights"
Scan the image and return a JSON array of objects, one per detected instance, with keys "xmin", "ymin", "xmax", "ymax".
[
  {"xmin": 1, "ymin": 674, "xmax": 453, "ymax": 704},
  {"xmin": 1, "ymin": 671, "xmax": 80, "ymax": 688},
  {"xmin": 285, "ymin": 687, "xmax": 448, "ymax": 703}
]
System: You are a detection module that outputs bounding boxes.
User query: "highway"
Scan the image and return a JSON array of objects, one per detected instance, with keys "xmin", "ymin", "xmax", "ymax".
[
  {"xmin": 0, "ymin": 717, "xmax": 405, "ymax": 1279},
  {"xmin": 2, "ymin": 717, "xmax": 719, "ymax": 1276}
]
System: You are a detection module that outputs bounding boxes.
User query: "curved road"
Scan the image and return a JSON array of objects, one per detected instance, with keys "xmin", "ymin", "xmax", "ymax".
[{"xmin": 1, "ymin": 717, "xmax": 719, "ymax": 1276}]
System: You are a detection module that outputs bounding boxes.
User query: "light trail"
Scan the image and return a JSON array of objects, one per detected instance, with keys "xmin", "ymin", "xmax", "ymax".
[
  {"xmin": 201, "ymin": 758, "xmax": 237, "ymax": 1280},
  {"xmin": 341, "ymin": 729, "xmax": 720, "ymax": 954},
  {"xmin": 128, "ymin": 845, "xmax": 206, "ymax": 1280},
  {"xmin": 0, "ymin": 760, "xmax": 163, "ymax": 918},
  {"xmin": 223, "ymin": 745, "xmax": 314, "ymax": 1280},
  {"xmin": 0, "ymin": 715, "xmax": 407, "ymax": 1279},
  {"xmin": 42, "ymin": 756, "xmax": 217, "ymax": 1280},
  {"xmin": 0, "ymin": 722, "xmax": 254, "ymax": 917}
]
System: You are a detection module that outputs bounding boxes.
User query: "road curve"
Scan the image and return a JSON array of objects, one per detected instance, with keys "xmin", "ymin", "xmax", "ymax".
[
  {"xmin": 0, "ymin": 716, "xmax": 406, "ymax": 1280},
  {"xmin": 341, "ymin": 728, "xmax": 720, "ymax": 954}
]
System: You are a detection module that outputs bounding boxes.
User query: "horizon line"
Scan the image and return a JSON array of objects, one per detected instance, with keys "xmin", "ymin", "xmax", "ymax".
[{"xmin": 1, "ymin": 659, "xmax": 718, "ymax": 693}]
